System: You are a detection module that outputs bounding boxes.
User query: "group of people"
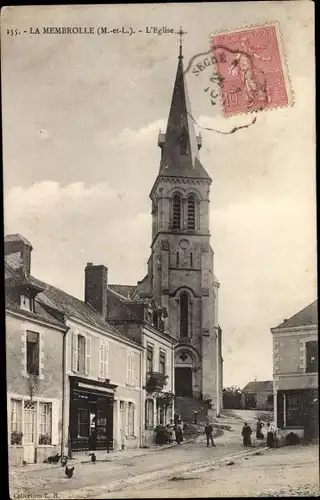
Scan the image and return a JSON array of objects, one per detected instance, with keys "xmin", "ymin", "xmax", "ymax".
[
  {"xmin": 165, "ymin": 416, "xmax": 185, "ymax": 444},
  {"xmin": 241, "ymin": 419, "xmax": 276, "ymax": 447}
]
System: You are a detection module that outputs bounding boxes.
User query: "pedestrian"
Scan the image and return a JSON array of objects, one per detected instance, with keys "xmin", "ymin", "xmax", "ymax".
[
  {"xmin": 241, "ymin": 422, "xmax": 252, "ymax": 446},
  {"xmin": 166, "ymin": 423, "xmax": 173, "ymax": 444},
  {"xmin": 175, "ymin": 420, "xmax": 183, "ymax": 444},
  {"xmin": 205, "ymin": 421, "xmax": 216, "ymax": 447},
  {"xmin": 266, "ymin": 422, "xmax": 275, "ymax": 447},
  {"xmin": 256, "ymin": 419, "xmax": 264, "ymax": 440}
]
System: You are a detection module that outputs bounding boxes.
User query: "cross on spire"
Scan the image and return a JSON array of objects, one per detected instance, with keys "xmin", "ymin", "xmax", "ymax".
[{"xmin": 176, "ymin": 26, "xmax": 187, "ymax": 59}]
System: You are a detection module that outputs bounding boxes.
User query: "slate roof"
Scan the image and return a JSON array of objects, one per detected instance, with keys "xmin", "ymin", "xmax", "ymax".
[
  {"xmin": 108, "ymin": 284, "xmax": 137, "ymax": 300},
  {"xmin": 242, "ymin": 380, "xmax": 273, "ymax": 393},
  {"xmin": 157, "ymin": 50, "xmax": 211, "ymax": 181},
  {"xmin": 274, "ymin": 300, "xmax": 318, "ymax": 329},
  {"xmin": 5, "ymin": 293, "xmax": 66, "ymax": 328},
  {"xmin": 5, "ymin": 262, "xmax": 141, "ymax": 347},
  {"xmin": 5, "ymin": 233, "xmax": 33, "ymax": 248}
]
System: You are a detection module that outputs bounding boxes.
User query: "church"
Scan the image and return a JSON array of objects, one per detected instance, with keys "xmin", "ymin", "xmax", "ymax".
[{"xmin": 111, "ymin": 39, "xmax": 223, "ymax": 415}]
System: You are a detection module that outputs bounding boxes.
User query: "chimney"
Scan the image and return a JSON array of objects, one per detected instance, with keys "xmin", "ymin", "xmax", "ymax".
[
  {"xmin": 84, "ymin": 263, "xmax": 108, "ymax": 319},
  {"xmin": 4, "ymin": 234, "xmax": 33, "ymax": 277}
]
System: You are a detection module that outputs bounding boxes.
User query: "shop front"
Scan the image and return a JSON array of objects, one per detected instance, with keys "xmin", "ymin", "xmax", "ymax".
[{"xmin": 69, "ymin": 376, "xmax": 117, "ymax": 452}]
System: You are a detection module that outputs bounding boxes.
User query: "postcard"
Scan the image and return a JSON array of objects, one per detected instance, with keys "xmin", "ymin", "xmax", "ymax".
[{"xmin": 2, "ymin": 2, "xmax": 317, "ymax": 499}]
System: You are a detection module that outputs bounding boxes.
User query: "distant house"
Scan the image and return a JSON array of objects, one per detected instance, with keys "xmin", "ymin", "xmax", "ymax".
[
  {"xmin": 271, "ymin": 300, "xmax": 318, "ymax": 440},
  {"xmin": 241, "ymin": 380, "xmax": 274, "ymax": 411}
]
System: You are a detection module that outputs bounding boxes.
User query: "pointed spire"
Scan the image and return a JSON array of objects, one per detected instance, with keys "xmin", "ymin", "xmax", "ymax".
[{"xmin": 158, "ymin": 33, "xmax": 211, "ymax": 180}]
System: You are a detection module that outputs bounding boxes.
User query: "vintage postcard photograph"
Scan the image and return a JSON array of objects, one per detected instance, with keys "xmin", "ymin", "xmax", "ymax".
[{"xmin": 2, "ymin": 2, "xmax": 317, "ymax": 498}]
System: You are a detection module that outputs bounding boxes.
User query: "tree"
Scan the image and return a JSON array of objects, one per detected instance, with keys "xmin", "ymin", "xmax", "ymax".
[{"xmin": 223, "ymin": 385, "xmax": 242, "ymax": 409}]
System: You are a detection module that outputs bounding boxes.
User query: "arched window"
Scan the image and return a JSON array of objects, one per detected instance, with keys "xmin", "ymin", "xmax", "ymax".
[
  {"xmin": 172, "ymin": 193, "xmax": 182, "ymax": 229},
  {"xmin": 179, "ymin": 128, "xmax": 189, "ymax": 155},
  {"xmin": 176, "ymin": 251, "xmax": 180, "ymax": 266},
  {"xmin": 187, "ymin": 194, "xmax": 196, "ymax": 230},
  {"xmin": 190, "ymin": 252, "xmax": 193, "ymax": 267},
  {"xmin": 180, "ymin": 293, "xmax": 189, "ymax": 338}
]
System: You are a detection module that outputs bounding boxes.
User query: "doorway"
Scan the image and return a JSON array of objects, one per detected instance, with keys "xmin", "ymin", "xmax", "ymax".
[
  {"xmin": 175, "ymin": 367, "xmax": 193, "ymax": 397},
  {"xmin": 23, "ymin": 400, "xmax": 36, "ymax": 463}
]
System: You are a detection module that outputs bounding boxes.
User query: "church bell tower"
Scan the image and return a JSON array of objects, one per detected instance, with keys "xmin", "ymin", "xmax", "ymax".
[{"xmin": 135, "ymin": 33, "xmax": 222, "ymax": 410}]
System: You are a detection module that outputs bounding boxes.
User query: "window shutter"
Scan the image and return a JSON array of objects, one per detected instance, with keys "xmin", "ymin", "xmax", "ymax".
[
  {"xmin": 133, "ymin": 403, "xmax": 138, "ymax": 437},
  {"xmin": 127, "ymin": 351, "xmax": 132, "ymax": 385},
  {"xmin": 132, "ymin": 354, "xmax": 137, "ymax": 387},
  {"xmin": 105, "ymin": 342, "xmax": 109, "ymax": 377},
  {"xmin": 85, "ymin": 336, "xmax": 92, "ymax": 375},
  {"xmin": 51, "ymin": 400, "xmax": 59, "ymax": 446},
  {"xmin": 99, "ymin": 342, "xmax": 104, "ymax": 378},
  {"xmin": 72, "ymin": 332, "xmax": 78, "ymax": 372}
]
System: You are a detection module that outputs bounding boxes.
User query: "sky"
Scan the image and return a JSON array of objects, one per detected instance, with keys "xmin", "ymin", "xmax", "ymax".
[{"xmin": 2, "ymin": 2, "xmax": 316, "ymax": 388}]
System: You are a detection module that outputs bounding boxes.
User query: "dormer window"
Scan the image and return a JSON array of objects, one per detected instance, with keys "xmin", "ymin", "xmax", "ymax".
[{"xmin": 20, "ymin": 294, "xmax": 34, "ymax": 312}]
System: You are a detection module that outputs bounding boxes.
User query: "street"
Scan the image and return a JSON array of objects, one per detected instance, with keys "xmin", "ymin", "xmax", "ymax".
[{"xmin": 9, "ymin": 412, "xmax": 319, "ymax": 498}]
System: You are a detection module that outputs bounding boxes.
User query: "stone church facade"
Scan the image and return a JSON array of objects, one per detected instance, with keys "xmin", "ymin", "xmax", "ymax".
[{"xmin": 131, "ymin": 44, "xmax": 223, "ymax": 412}]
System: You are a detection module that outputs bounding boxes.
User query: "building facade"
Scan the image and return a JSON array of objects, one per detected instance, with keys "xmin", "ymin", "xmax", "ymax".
[
  {"xmin": 241, "ymin": 380, "xmax": 273, "ymax": 411},
  {"xmin": 107, "ymin": 286, "xmax": 176, "ymax": 445},
  {"xmin": 271, "ymin": 300, "xmax": 318, "ymax": 440},
  {"xmin": 5, "ymin": 235, "xmax": 67, "ymax": 466},
  {"xmin": 130, "ymin": 44, "xmax": 223, "ymax": 412},
  {"xmin": 5, "ymin": 235, "xmax": 145, "ymax": 463}
]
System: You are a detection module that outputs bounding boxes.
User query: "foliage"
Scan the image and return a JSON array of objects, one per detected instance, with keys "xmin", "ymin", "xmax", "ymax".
[
  {"xmin": 39, "ymin": 433, "xmax": 52, "ymax": 445},
  {"xmin": 223, "ymin": 385, "xmax": 242, "ymax": 409},
  {"xmin": 11, "ymin": 431, "xmax": 23, "ymax": 445},
  {"xmin": 155, "ymin": 391, "xmax": 175, "ymax": 407}
]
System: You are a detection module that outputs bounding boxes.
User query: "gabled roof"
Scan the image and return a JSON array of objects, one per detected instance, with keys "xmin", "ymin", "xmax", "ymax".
[
  {"xmin": 157, "ymin": 49, "xmax": 211, "ymax": 181},
  {"xmin": 242, "ymin": 380, "xmax": 273, "ymax": 393},
  {"xmin": 274, "ymin": 300, "xmax": 318, "ymax": 329},
  {"xmin": 5, "ymin": 262, "xmax": 141, "ymax": 347},
  {"xmin": 37, "ymin": 283, "xmax": 140, "ymax": 346}
]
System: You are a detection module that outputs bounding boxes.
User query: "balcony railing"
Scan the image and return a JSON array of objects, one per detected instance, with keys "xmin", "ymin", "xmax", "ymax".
[{"xmin": 145, "ymin": 371, "xmax": 167, "ymax": 392}]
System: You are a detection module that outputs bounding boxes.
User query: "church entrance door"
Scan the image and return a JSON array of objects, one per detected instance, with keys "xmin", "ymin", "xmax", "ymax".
[{"xmin": 175, "ymin": 367, "xmax": 193, "ymax": 397}]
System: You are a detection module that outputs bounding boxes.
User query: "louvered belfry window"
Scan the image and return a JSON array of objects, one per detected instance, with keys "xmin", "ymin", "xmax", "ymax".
[
  {"xmin": 187, "ymin": 195, "xmax": 196, "ymax": 230},
  {"xmin": 172, "ymin": 193, "xmax": 182, "ymax": 229}
]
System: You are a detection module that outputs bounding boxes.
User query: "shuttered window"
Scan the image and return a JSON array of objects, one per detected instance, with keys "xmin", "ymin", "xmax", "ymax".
[{"xmin": 99, "ymin": 341, "xmax": 109, "ymax": 378}]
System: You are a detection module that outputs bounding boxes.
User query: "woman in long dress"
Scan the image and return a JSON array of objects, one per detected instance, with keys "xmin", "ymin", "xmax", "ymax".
[{"xmin": 266, "ymin": 422, "xmax": 275, "ymax": 447}]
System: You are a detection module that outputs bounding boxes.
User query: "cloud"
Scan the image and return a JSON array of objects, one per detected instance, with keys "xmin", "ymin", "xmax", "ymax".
[{"xmin": 109, "ymin": 119, "xmax": 166, "ymax": 148}]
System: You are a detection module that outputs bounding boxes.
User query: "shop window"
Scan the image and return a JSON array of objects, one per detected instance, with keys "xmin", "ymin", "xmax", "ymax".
[
  {"xmin": 26, "ymin": 331, "xmax": 39, "ymax": 375},
  {"xmin": 10, "ymin": 399, "xmax": 22, "ymax": 445},
  {"xmin": 147, "ymin": 345, "xmax": 154, "ymax": 373},
  {"xmin": 286, "ymin": 392, "xmax": 305, "ymax": 426},
  {"xmin": 159, "ymin": 350, "xmax": 166, "ymax": 375},
  {"xmin": 306, "ymin": 341, "xmax": 318, "ymax": 373},
  {"xmin": 127, "ymin": 402, "xmax": 135, "ymax": 436},
  {"xmin": 77, "ymin": 406, "xmax": 89, "ymax": 438},
  {"xmin": 39, "ymin": 403, "xmax": 52, "ymax": 445},
  {"xmin": 145, "ymin": 399, "xmax": 154, "ymax": 429}
]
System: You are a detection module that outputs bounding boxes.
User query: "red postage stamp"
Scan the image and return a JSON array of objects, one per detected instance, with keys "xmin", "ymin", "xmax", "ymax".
[{"xmin": 211, "ymin": 24, "xmax": 291, "ymax": 117}]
